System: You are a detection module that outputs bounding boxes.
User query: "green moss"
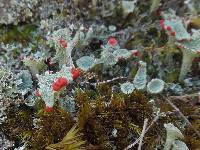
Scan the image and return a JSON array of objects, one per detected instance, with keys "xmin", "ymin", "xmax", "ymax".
[
  {"xmin": 185, "ymin": 119, "xmax": 200, "ymax": 150},
  {"xmin": 75, "ymin": 86, "xmax": 163, "ymax": 149},
  {"xmin": 74, "ymin": 83, "xmax": 200, "ymax": 149},
  {"xmin": 0, "ymin": 24, "xmax": 37, "ymax": 44},
  {"xmin": 159, "ymin": 98, "xmax": 200, "ymax": 149},
  {"xmin": 46, "ymin": 125, "xmax": 86, "ymax": 150},
  {"xmin": 27, "ymin": 103, "xmax": 73, "ymax": 149},
  {"xmin": 0, "ymin": 103, "xmax": 34, "ymax": 147},
  {"xmin": 0, "ymin": 100, "xmax": 74, "ymax": 149}
]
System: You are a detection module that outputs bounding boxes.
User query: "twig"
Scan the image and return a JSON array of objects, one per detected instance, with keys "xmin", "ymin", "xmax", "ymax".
[
  {"xmin": 124, "ymin": 115, "xmax": 160, "ymax": 150},
  {"xmin": 169, "ymin": 92, "xmax": 199, "ymax": 101},
  {"xmin": 125, "ymin": 96, "xmax": 200, "ymax": 150},
  {"xmin": 138, "ymin": 118, "xmax": 148, "ymax": 150},
  {"xmin": 165, "ymin": 97, "xmax": 200, "ymax": 138},
  {"xmin": 97, "ymin": 76, "xmax": 128, "ymax": 84},
  {"xmin": 82, "ymin": 76, "xmax": 128, "ymax": 86}
]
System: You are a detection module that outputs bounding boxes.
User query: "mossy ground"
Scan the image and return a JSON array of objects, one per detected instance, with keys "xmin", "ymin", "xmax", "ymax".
[
  {"xmin": 1, "ymin": 84, "xmax": 199, "ymax": 149},
  {"xmin": 1, "ymin": 0, "xmax": 200, "ymax": 149}
]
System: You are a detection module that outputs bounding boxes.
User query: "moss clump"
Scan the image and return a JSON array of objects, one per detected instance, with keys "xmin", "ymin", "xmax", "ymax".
[
  {"xmin": 27, "ymin": 103, "xmax": 73, "ymax": 149},
  {"xmin": 1, "ymin": 100, "xmax": 74, "ymax": 149},
  {"xmin": 75, "ymin": 85, "xmax": 167, "ymax": 149},
  {"xmin": 184, "ymin": 118, "xmax": 200, "ymax": 149},
  {"xmin": 2, "ymin": 86, "xmax": 199, "ymax": 149},
  {"xmin": 159, "ymin": 98, "xmax": 200, "ymax": 150},
  {"xmin": 0, "ymin": 24, "xmax": 37, "ymax": 44},
  {"xmin": 74, "ymin": 83, "xmax": 200, "ymax": 149},
  {"xmin": 0, "ymin": 103, "xmax": 34, "ymax": 147},
  {"xmin": 46, "ymin": 125, "xmax": 86, "ymax": 150}
]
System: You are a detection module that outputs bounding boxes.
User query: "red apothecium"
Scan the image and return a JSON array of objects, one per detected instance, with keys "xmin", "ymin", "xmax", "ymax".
[
  {"xmin": 59, "ymin": 38, "xmax": 68, "ymax": 48},
  {"xmin": 52, "ymin": 77, "xmax": 68, "ymax": 91},
  {"xmin": 71, "ymin": 68, "xmax": 81, "ymax": 80},
  {"xmin": 108, "ymin": 37, "xmax": 118, "ymax": 46},
  {"xmin": 46, "ymin": 106, "xmax": 53, "ymax": 112}
]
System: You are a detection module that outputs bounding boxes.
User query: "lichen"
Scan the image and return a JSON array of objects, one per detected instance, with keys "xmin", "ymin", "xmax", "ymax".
[
  {"xmin": 0, "ymin": 0, "xmax": 39, "ymax": 25},
  {"xmin": 0, "ymin": 1, "xmax": 200, "ymax": 149}
]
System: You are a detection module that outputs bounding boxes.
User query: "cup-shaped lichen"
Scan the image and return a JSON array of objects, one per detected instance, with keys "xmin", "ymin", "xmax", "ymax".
[
  {"xmin": 120, "ymin": 81, "xmax": 135, "ymax": 94},
  {"xmin": 164, "ymin": 123, "xmax": 184, "ymax": 150},
  {"xmin": 161, "ymin": 11, "xmax": 200, "ymax": 81},
  {"xmin": 172, "ymin": 140, "xmax": 189, "ymax": 150},
  {"xmin": 147, "ymin": 78, "xmax": 165, "ymax": 94},
  {"xmin": 175, "ymin": 30, "xmax": 200, "ymax": 81},
  {"xmin": 133, "ymin": 61, "xmax": 147, "ymax": 90}
]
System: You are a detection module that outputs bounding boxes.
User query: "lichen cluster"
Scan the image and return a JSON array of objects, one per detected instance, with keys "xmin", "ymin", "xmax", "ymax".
[
  {"xmin": 0, "ymin": 0, "xmax": 200, "ymax": 150},
  {"xmin": 0, "ymin": 0, "xmax": 39, "ymax": 25}
]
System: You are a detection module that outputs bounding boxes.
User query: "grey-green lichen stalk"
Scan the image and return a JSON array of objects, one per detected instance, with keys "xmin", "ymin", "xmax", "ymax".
[
  {"xmin": 176, "ymin": 29, "xmax": 200, "ymax": 81},
  {"xmin": 161, "ymin": 10, "xmax": 200, "ymax": 81},
  {"xmin": 177, "ymin": 45, "xmax": 197, "ymax": 81},
  {"xmin": 163, "ymin": 123, "xmax": 185, "ymax": 150}
]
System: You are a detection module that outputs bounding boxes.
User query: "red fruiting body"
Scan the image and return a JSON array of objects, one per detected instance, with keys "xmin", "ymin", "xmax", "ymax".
[
  {"xmin": 52, "ymin": 82, "xmax": 61, "ymax": 91},
  {"xmin": 71, "ymin": 68, "xmax": 81, "ymax": 80},
  {"xmin": 52, "ymin": 77, "xmax": 68, "ymax": 91},
  {"xmin": 59, "ymin": 38, "xmax": 68, "ymax": 48},
  {"xmin": 57, "ymin": 77, "xmax": 68, "ymax": 87},
  {"xmin": 192, "ymin": 58, "xmax": 200, "ymax": 62},
  {"xmin": 131, "ymin": 50, "xmax": 140, "ymax": 56},
  {"xmin": 160, "ymin": 19, "xmax": 165, "ymax": 26},
  {"xmin": 163, "ymin": 25, "xmax": 168, "ymax": 30},
  {"xmin": 35, "ymin": 90, "xmax": 41, "ymax": 97},
  {"xmin": 46, "ymin": 106, "xmax": 53, "ymax": 112},
  {"xmin": 160, "ymin": 20, "xmax": 165, "ymax": 29},
  {"xmin": 156, "ymin": 10, "xmax": 161, "ymax": 16},
  {"xmin": 166, "ymin": 26, "xmax": 172, "ymax": 31},
  {"xmin": 177, "ymin": 39, "xmax": 185, "ymax": 42},
  {"xmin": 108, "ymin": 37, "xmax": 118, "ymax": 46},
  {"xmin": 170, "ymin": 31, "xmax": 176, "ymax": 36}
]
